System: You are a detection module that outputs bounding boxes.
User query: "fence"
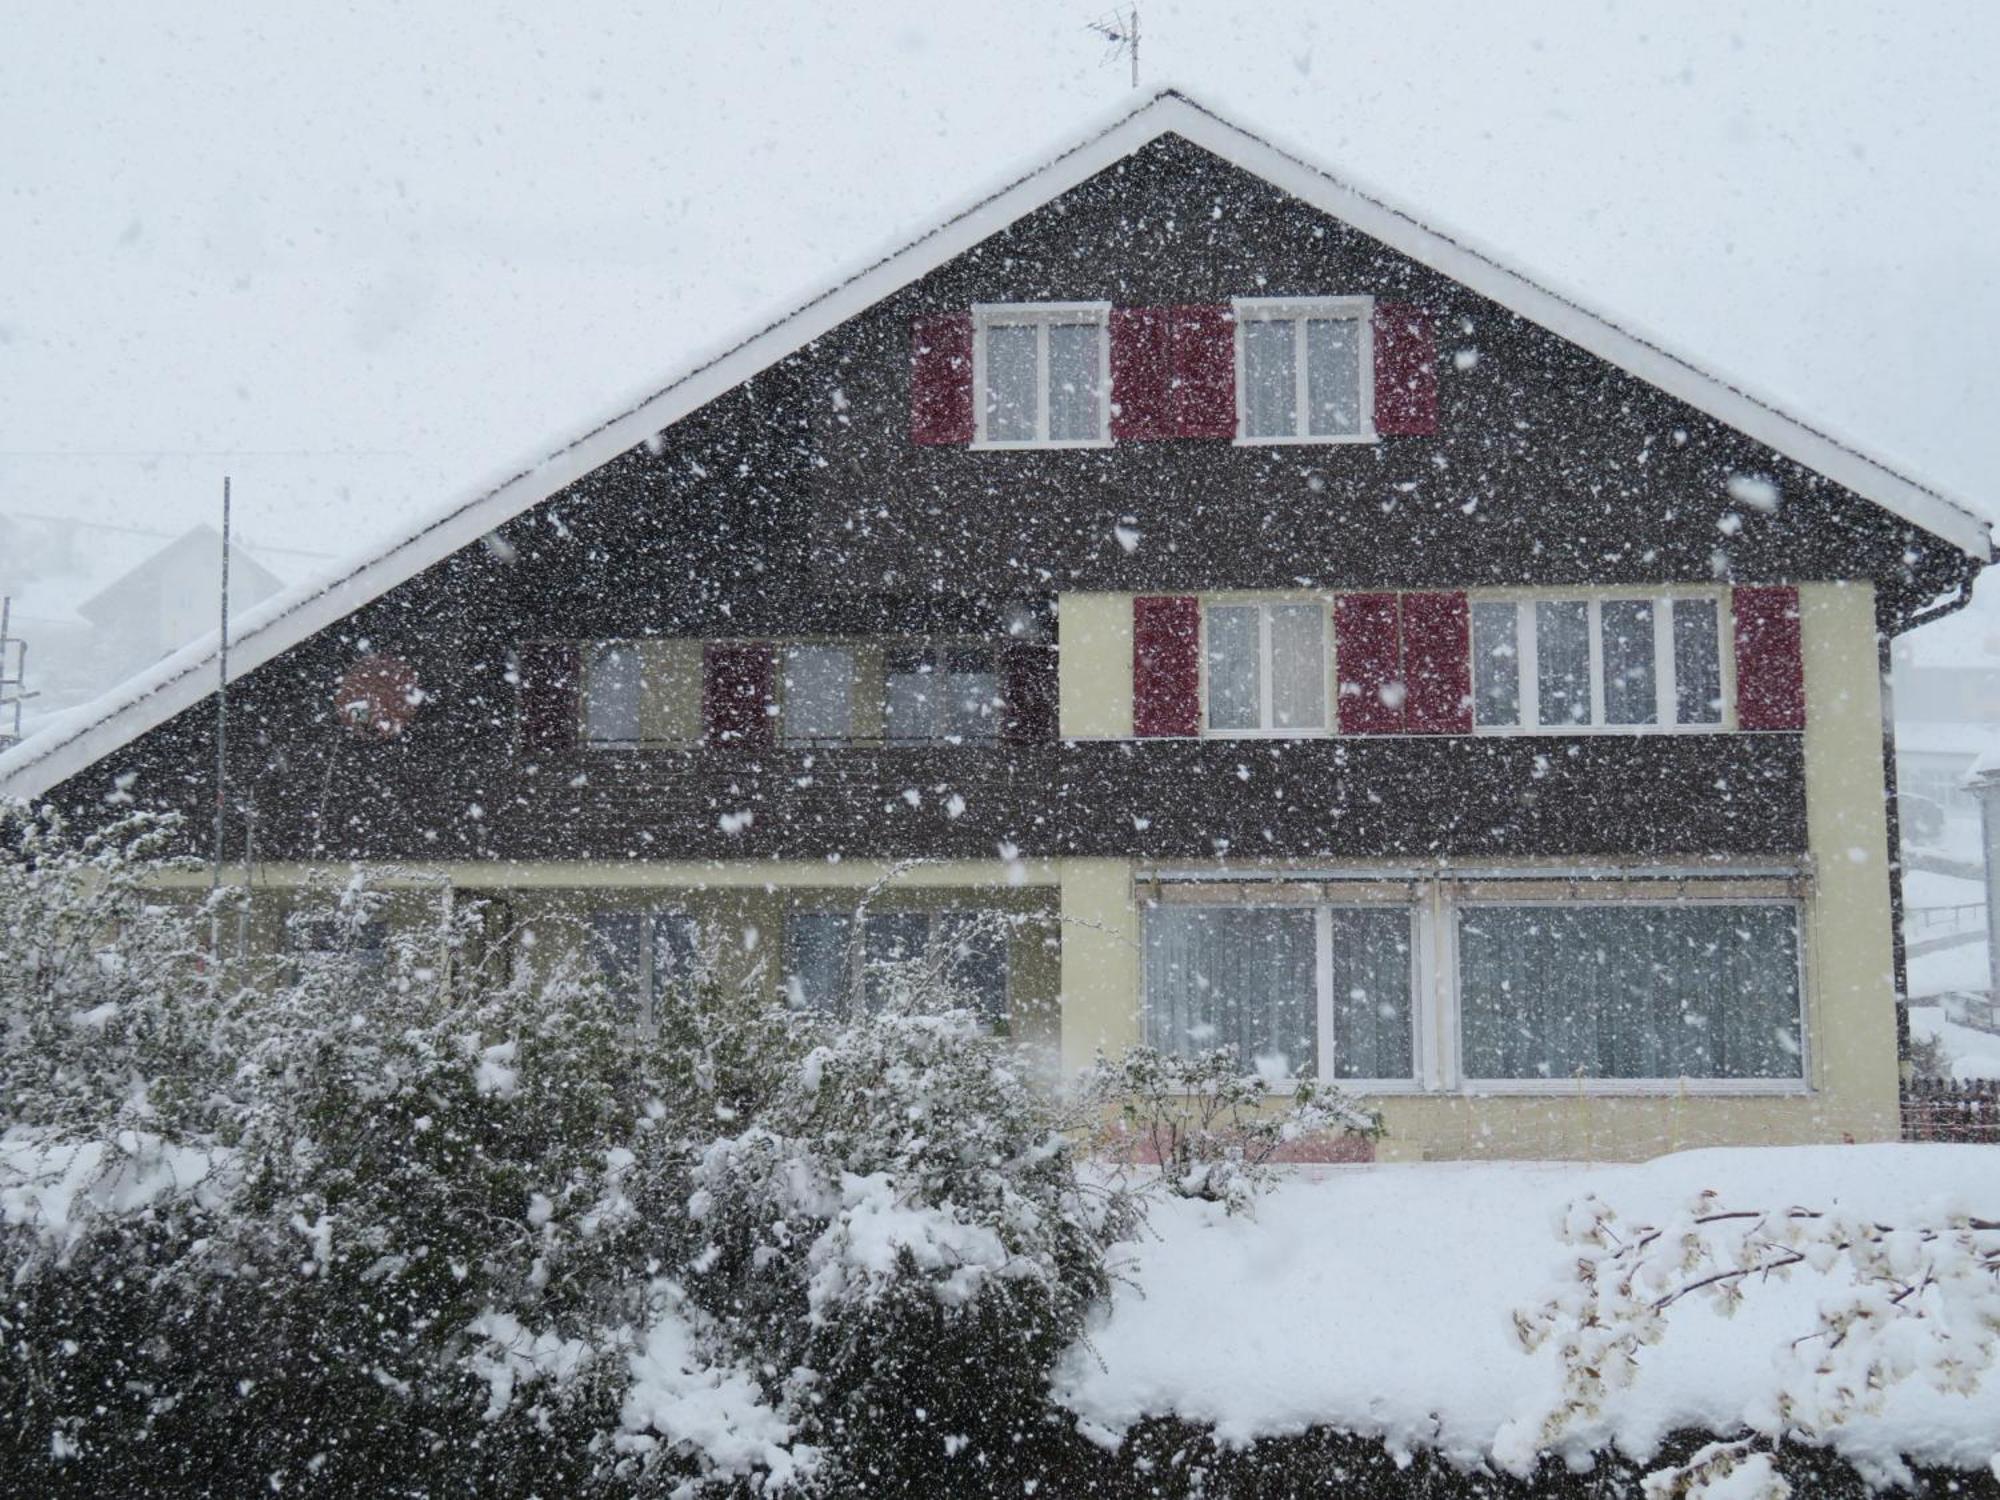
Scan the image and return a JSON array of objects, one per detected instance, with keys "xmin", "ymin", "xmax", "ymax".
[{"xmin": 1902, "ymin": 1078, "xmax": 2000, "ymax": 1143}]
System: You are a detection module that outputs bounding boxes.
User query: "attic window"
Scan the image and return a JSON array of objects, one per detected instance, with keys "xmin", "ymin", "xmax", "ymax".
[
  {"xmin": 972, "ymin": 303, "xmax": 1111, "ymax": 448},
  {"xmin": 1233, "ymin": 296, "xmax": 1374, "ymax": 443}
]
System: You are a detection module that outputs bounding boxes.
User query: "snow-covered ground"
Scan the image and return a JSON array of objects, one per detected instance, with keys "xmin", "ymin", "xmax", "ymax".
[
  {"xmin": 1058, "ymin": 1145, "xmax": 2000, "ymax": 1480},
  {"xmin": 1910, "ymin": 1005, "xmax": 2000, "ymax": 1081}
]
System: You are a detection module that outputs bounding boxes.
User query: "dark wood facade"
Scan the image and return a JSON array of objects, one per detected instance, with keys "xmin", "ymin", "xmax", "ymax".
[{"xmin": 35, "ymin": 132, "xmax": 1972, "ymax": 868}]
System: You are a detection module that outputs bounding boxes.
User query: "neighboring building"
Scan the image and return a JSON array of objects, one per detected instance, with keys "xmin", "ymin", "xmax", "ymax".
[
  {"xmin": 0, "ymin": 515, "xmax": 288, "ymax": 729},
  {"xmin": 1, "ymin": 94, "xmax": 1990, "ymax": 1161},
  {"xmin": 77, "ymin": 524, "xmax": 285, "ymax": 690}
]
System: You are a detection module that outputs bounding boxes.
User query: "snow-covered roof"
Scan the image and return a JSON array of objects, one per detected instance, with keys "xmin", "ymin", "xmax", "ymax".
[{"xmin": 1, "ymin": 90, "xmax": 1991, "ymax": 806}]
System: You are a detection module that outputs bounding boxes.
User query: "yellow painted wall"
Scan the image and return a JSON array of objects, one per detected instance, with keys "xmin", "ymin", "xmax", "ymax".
[{"xmin": 1058, "ymin": 593, "xmax": 1133, "ymax": 737}]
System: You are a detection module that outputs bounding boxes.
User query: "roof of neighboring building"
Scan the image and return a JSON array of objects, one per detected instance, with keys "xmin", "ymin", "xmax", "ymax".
[
  {"xmin": 76, "ymin": 524, "xmax": 285, "ymax": 624},
  {"xmin": 0, "ymin": 90, "xmax": 1992, "ymax": 805}
]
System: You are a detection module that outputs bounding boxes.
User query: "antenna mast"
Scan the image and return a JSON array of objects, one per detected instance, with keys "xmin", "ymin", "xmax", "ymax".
[
  {"xmin": 212, "ymin": 477, "xmax": 231, "ymax": 904},
  {"xmin": 1087, "ymin": 5, "xmax": 1140, "ymax": 89}
]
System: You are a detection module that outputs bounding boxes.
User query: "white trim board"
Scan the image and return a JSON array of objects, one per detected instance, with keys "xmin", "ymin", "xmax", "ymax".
[{"xmin": 2, "ymin": 89, "xmax": 1989, "ymax": 805}]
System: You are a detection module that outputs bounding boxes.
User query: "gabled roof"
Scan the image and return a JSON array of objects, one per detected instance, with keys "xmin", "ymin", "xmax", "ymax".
[{"xmin": 2, "ymin": 89, "xmax": 1990, "ymax": 804}]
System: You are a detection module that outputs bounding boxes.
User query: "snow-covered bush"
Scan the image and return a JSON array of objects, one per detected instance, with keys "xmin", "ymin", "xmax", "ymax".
[
  {"xmin": 1512, "ymin": 1188, "xmax": 2000, "ymax": 1496},
  {"xmin": 656, "ymin": 983, "xmax": 1138, "ymax": 1493},
  {"xmin": 0, "ymin": 805, "xmax": 233, "ymax": 1140},
  {"xmin": 1084, "ymin": 1044, "xmax": 1382, "ymax": 1212}
]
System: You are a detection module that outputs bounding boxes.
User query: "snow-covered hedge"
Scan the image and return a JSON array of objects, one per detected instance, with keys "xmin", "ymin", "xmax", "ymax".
[{"xmin": 4, "ymin": 807, "xmax": 1995, "ymax": 1498}]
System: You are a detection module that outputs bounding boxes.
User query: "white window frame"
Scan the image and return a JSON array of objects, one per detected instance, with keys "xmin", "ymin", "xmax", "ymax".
[
  {"xmin": 1198, "ymin": 598, "xmax": 1331, "ymax": 737},
  {"xmin": 1140, "ymin": 894, "xmax": 1428, "ymax": 1094},
  {"xmin": 969, "ymin": 302, "xmax": 1113, "ymax": 450},
  {"xmin": 1444, "ymin": 892, "xmax": 1811, "ymax": 1097},
  {"xmin": 1141, "ymin": 867, "xmax": 1812, "ymax": 1099},
  {"xmin": 1231, "ymin": 295, "xmax": 1376, "ymax": 446},
  {"xmin": 1470, "ymin": 590, "xmax": 1734, "ymax": 736}
]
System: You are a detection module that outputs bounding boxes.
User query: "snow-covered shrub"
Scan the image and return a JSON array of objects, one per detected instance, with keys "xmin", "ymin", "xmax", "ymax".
[
  {"xmin": 0, "ymin": 805, "xmax": 233, "ymax": 1140},
  {"xmin": 1083, "ymin": 1045, "xmax": 1382, "ymax": 1213},
  {"xmin": 1510, "ymin": 1188, "xmax": 2000, "ymax": 1495},
  {"xmin": 659, "ymin": 985, "xmax": 1138, "ymax": 1493}
]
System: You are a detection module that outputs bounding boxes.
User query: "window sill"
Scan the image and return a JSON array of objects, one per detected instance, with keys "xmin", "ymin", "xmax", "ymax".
[
  {"xmin": 1469, "ymin": 723, "xmax": 1734, "ymax": 738},
  {"xmin": 968, "ymin": 437, "xmax": 1114, "ymax": 452},
  {"xmin": 1232, "ymin": 431, "xmax": 1378, "ymax": 447},
  {"xmin": 1458, "ymin": 1077, "xmax": 1812, "ymax": 1098}
]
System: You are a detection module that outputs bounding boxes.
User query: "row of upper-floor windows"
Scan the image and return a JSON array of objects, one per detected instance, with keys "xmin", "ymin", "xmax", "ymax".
[
  {"xmin": 970, "ymin": 297, "xmax": 1374, "ymax": 448},
  {"xmin": 1204, "ymin": 592, "xmax": 1729, "ymax": 736},
  {"xmin": 518, "ymin": 585, "xmax": 1798, "ymax": 752},
  {"xmin": 575, "ymin": 637, "xmax": 1032, "ymax": 749}
]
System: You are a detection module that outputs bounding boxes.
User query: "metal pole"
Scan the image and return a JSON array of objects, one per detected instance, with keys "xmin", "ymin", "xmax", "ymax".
[
  {"xmin": 1130, "ymin": 5, "xmax": 1139, "ymax": 89},
  {"xmin": 212, "ymin": 477, "xmax": 230, "ymax": 904}
]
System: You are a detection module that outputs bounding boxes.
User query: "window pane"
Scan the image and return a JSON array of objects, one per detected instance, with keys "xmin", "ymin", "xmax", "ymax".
[
  {"xmin": 1305, "ymin": 317, "xmax": 1362, "ymax": 437},
  {"xmin": 1205, "ymin": 605, "xmax": 1260, "ymax": 730},
  {"xmin": 863, "ymin": 912, "xmax": 932, "ymax": 1011},
  {"xmin": 783, "ymin": 645, "xmax": 855, "ymax": 745},
  {"xmin": 1472, "ymin": 602, "xmax": 1521, "ymax": 727},
  {"xmin": 784, "ymin": 912, "xmax": 853, "ymax": 1013},
  {"xmin": 584, "ymin": 643, "xmax": 642, "ymax": 744},
  {"xmin": 1241, "ymin": 319, "xmax": 1297, "ymax": 438},
  {"xmin": 1601, "ymin": 600, "xmax": 1657, "ymax": 725},
  {"xmin": 1674, "ymin": 599, "xmax": 1723, "ymax": 725},
  {"xmin": 651, "ymin": 913, "xmax": 700, "ymax": 1024},
  {"xmin": 935, "ymin": 911, "xmax": 1010, "ymax": 1025},
  {"xmin": 1535, "ymin": 601, "xmax": 1591, "ymax": 727},
  {"xmin": 1144, "ymin": 906, "xmax": 1318, "ymax": 1079},
  {"xmin": 1328, "ymin": 908, "xmax": 1414, "ymax": 1080},
  {"xmin": 943, "ymin": 648, "xmax": 1000, "ymax": 742},
  {"xmin": 984, "ymin": 323, "xmax": 1038, "ymax": 442},
  {"xmin": 1457, "ymin": 904, "xmax": 1802, "ymax": 1081},
  {"xmin": 884, "ymin": 656, "xmax": 937, "ymax": 742},
  {"xmin": 1268, "ymin": 604, "xmax": 1326, "ymax": 730},
  {"xmin": 590, "ymin": 912, "xmax": 646, "ymax": 1019},
  {"xmin": 1047, "ymin": 322, "xmax": 1101, "ymax": 441}
]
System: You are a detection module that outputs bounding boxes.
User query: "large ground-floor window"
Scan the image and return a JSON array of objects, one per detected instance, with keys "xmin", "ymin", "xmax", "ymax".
[
  {"xmin": 1456, "ymin": 903, "xmax": 1802, "ymax": 1083},
  {"xmin": 783, "ymin": 908, "xmax": 1010, "ymax": 1025},
  {"xmin": 1144, "ymin": 902, "xmax": 1418, "ymax": 1087},
  {"xmin": 1140, "ymin": 879, "xmax": 1806, "ymax": 1093}
]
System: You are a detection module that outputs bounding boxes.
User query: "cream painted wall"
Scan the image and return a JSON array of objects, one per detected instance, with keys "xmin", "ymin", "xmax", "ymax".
[
  {"xmin": 1794, "ymin": 579, "xmax": 1900, "ymax": 1142},
  {"xmin": 1045, "ymin": 581, "xmax": 1904, "ymax": 1161},
  {"xmin": 1057, "ymin": 593, "xmax": 1133, "ymax": 737}
]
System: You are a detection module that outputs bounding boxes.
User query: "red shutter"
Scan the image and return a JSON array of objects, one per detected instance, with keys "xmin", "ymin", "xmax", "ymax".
[
  {"xmin": 1373, "ymin": 303, "xmax": 1437, "ymax": 436},
  {"xmin": 703, "ymin": 642, "xmax": 776, "ymax": 746},
  {"xmin": 1170, "ymin": 304, "xmax": 1237, "ymax": 438},
  {"xmin": 1733, "ymin": 585, "xmax": 1805, "ymax": 731},
  {"xmin": 1110, "ymin": 307, "xmax": 1174, "ymax": 441},
  {"xmin": 1335, "ymin": 593, "xmax": 1404, "ymax": 734},
  {"xmin": 910, "ymin": 312, "xmax": 974, "ymax": 445},
  {"xmin": 1001, "ymin": 642, "xmax": 1059, "ymax": 743},
  {"xmin": 1401, "ymin": 592, "xmax": 1472, "ymax": 734},
  {"xmin": 516, "ymin": 641, "xmax": 580, "ymax": 756},
  {"xmin": 1133, "ymin": 596, "xmax": 1201, "ymax": 737}
]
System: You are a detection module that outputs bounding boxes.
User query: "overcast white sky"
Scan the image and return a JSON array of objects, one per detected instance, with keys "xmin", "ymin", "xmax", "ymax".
[{"xmin": 4, "ymin": 1, "xmax": 1997, "ymax": 597}]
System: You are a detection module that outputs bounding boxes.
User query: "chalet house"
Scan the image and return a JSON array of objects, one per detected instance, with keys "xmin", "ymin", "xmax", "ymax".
[{"xmin": 2, "ymin": 94, "xmax": 1989, "ymax": 1161}]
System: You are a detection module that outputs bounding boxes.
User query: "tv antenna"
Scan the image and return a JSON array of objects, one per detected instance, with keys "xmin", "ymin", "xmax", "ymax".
[{"xmin": 1087, "ymin": 5, "xmax": 1139, "ymax": 90}]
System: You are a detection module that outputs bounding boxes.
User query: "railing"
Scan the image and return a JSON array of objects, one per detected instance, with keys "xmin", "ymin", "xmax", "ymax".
[
  {"xmin": 1906, "ymin": 901, "xmax": 1986, "ymax": 935},
  {"xmin": 1902, "ymin": 1078, "xmax": 2000, "ymax": 1143}
]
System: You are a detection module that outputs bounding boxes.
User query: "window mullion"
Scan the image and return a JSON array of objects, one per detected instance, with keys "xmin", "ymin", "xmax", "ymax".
[
  {"xmin": 1259, "ymin": 606, "xmax": 1274, "ymax": 730},
  {"xmin": 1586, "ymin": 600, "xmax": 1606, "ymax": 728},
  {"xmin": 1655, "ymin": 597, "xmax": 1678, "ymax": 727},
  {"xmin": 1293, "ymin": 317, "xmax": 1310, "ymax": 439},
  {"xmin": 1518, "ymin": 602, "xmax": 1540, "ymax": 730},
  {"xmin": 1316, "ymin": 905, "xmax": 1335, "ymax": 1082},
  {"xmin": 1035, "ymin": 322, "xmax": 1050, "ymax": 443}
]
